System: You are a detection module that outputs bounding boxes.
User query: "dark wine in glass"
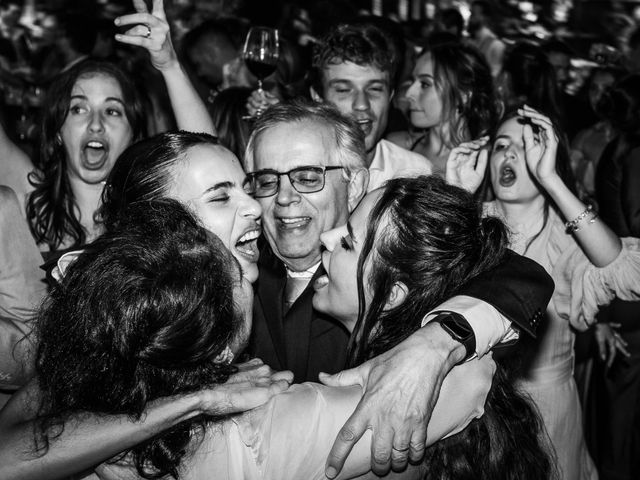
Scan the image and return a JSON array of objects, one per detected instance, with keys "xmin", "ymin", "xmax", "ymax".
[
  {"xmin": 243, "ymin": 27, "xmax": 279, "ymax": 117},
  {"xmin": 244, "ymin": 58, "xmax": 278, "ymax": 80}
]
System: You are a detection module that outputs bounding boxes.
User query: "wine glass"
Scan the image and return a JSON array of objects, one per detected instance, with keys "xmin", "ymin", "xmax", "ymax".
[{"xmin": 243, "ymin": 27, "xmax": 279, "ymax": 117}]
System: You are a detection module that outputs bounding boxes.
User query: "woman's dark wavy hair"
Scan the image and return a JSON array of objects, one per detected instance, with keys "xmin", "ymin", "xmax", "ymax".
[
  {"xmin": 98, "ymin": 131, "xmax": 221, "ymax": 231},
  {"xmin": 419, "ymin": 41, "xmax": 499, "ymax": 148},
  {"xmin": 34, "ymin": 199, "xmax": 241, "ymax": 479},
  {"xmin": 347, "ymin": 176, "xmax": 555, "ymax": 480},
  {"xmin": 26, "ymin": 58, "xmax": 147, "ymax": 251}
]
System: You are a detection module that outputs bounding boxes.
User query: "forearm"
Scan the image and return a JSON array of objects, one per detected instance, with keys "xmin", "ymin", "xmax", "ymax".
[
  {"xmin": 160, "ymin": 60, "xmax": 216, "ymax": 135},
  {"xmin": 0, "ymin": 385, "xmax": 203, "ymax": 480},
  {"xmin": 544, "ymin": 175, "xmax": 621, "ymax": 266}
]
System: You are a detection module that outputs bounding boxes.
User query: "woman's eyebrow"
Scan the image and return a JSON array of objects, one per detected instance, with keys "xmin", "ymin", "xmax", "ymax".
[{"xmin": 203, "ymin": 181, "xmax": 234, "ymax": 194}]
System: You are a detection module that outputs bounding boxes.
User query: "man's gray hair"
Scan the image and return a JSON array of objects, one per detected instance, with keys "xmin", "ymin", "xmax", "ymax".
[{"xmin": 244, "ymin": 99, "xmax": 367, "ymax": 176}]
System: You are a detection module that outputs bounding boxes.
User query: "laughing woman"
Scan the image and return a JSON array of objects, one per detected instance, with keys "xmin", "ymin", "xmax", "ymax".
[{"xmin": 450, "ymin": 105, "xmax": 640, "ymax": 479}]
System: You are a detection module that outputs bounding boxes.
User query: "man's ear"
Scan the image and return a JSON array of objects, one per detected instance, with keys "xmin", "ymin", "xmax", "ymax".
[
  {"xmin": 384, "ymin": 281, "xmax": 408, "ymax": 311},
  {"xmin": 389, "ymin": 88, "xmax": 395, "ymax": 101},
  {"xmin": 310, "ymin": 86, "xmax": 323, "ymax": 103},
  {"xmin": 347, "ymin": 168, "xmax": 369, "ymax": 212}
]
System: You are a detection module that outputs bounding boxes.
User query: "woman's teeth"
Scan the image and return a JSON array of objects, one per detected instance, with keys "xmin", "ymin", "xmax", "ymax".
[
  {"xmin": 236, "ymin": 230, "xmax": 260, "ymax": 257},
  {"xmin": 237, "ymin": 230, "xmax": 260, "ymax": 244},
  {"xmin": 82, "ymin": 141, "xmax": 108, "ymax": 167}
]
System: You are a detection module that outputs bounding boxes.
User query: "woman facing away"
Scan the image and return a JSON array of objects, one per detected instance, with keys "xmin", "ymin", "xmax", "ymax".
[
  {"xmin": 447, "ymin": 105, "xmax": 640, "ymax": 480},
  {"xmin": 25, "ymin": 198, "xmax": 494, "ymax": 480},
  {"xmin": 25, "ymin": 0, "xmax": 214, "ymax": 255},
  {"xmin": 386, "ymin": 41, "xmax": 498, "ymax": 177}
]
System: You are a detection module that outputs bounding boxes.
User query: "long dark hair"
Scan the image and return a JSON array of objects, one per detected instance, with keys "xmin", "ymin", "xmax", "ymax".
[
  {"xmin": 26, "ymin": 59, "xmax": 147, "ymax": 251},
  {"xmin": 34, "ymin": 199, "xmax": 240, "ymax": 479},
  {"xmin": 98, "ymin": 131, "xmax": 221, "ymax": 231},
  {"xmin": 348, "ymin": 176, "xmax": 555, "ymax": 480},
  {"xmin": 420, "ymin": 41, "xmax": 499, "ymax": 148},
  {"xmin": 348, "ymin": 176, "xmax": 509, "ymax": 363}
]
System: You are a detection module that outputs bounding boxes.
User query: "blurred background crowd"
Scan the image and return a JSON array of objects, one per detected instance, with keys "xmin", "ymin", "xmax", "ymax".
[{"xmin": 1, "ymin": 0, "xmax": 639, "ymax": 155}]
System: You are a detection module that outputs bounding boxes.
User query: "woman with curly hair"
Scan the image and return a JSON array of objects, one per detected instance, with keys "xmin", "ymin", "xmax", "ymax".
[{"xmin": 387, "ymin": 40, "xmax": 499, "ymax": 176}]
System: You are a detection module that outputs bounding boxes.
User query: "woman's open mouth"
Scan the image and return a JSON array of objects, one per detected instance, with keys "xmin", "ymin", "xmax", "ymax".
[
  {"xmin": 499, "ymin": 164, "xmax": 516, "ymax": 187},
  {"xmin": 235, "ymin": 229, "xmax": 260, "ymax": 261},
  {"xmin": 81, "ymin": 140, "xmax": 110, "ymax": 170}
]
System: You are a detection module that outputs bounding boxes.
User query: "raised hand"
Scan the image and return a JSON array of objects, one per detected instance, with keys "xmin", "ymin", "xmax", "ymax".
[
  {"xmin": 445, "ymin": 136, "xmax": 489, "ymax": 193},
  {"xmin": 520, "ymin": 105, "xmax": 559, "ymax": 187},
  {"xmin": 114, "ymin": 0, "xmax": 177, "ymax": 72}
]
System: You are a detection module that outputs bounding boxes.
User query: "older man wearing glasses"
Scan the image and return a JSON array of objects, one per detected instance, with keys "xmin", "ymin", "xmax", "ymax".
[{"xmin": 243, "ymin": 99, "xmax": 554, "ymax": 478}]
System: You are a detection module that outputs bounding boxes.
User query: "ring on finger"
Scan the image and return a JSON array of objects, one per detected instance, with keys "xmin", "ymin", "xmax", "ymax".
[
  {"xmin": 392, "ymin": 446, "xmax": 410, "ymax": 452},
  {"xmin": 143, "ymin": 25, "xmax": 151, "ymax": 38}
]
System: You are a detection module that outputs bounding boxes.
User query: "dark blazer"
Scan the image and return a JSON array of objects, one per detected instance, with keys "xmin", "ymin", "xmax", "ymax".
[
  {"xmin": 249, "ymin": 245, "xmax": 349, "ymax": 383},
  {"xmin": 249, "ymin": 244, "xmax": 554, "ymax": 383}
]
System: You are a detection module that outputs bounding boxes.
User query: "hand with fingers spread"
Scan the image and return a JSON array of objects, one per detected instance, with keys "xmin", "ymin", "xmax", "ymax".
[
  {"xmin": 114, "ymin": 0, "xmax": 177, "ymax": 72},
  {"xmin": 594, "ymin": 322, "xmax": 631, "ymax": 369},
  {"xmin": 319, "ymin": 322, "xmax": 465, "ymax": 478},
  {"xmin": 519, "ymin": 105, "xmax": 560, "ymax": 187},
  {"xmin": 445, "ymin": 136, "xmax": 489, "ymax": 193}
]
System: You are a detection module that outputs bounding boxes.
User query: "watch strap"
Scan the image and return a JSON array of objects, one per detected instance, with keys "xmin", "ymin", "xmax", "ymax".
[{"xmin": 431, "ymin": 311, "xmax": 476, "ymax": 362}]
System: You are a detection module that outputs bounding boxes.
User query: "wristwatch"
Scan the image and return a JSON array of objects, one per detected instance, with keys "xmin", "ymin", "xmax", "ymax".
[{"xmin": 431, "ymin": 311, "xmax": 476, "ymax": 363}]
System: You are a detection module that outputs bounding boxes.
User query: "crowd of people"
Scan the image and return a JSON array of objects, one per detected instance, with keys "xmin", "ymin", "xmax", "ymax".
[{"xmin": 1, "ymin": 0, "xmax": 640, "ymax": 479}]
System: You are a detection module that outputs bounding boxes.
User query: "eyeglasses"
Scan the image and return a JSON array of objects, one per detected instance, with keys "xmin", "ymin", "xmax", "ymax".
[{"xmin": 244, "ymin": 165, "xmax": 345, "ymax": 198}]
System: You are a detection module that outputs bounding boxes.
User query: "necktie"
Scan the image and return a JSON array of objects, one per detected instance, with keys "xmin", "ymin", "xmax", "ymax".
[{"xmin": 283, "ymin": 275, "xmax": 311, "ymax": 312}]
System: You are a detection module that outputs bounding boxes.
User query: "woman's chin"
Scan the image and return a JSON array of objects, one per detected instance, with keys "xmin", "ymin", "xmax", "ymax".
[
  {"xmin": 242, "ymin": 263, "xmax": 259, "ymax": 283},
  {"xmin": 312, "ymin": 290, "xmax": 357, "ymax": 333}
]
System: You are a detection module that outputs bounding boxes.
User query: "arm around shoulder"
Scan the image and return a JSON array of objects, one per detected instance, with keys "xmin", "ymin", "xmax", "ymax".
[{"xmin": 457, "ymin": 249, "xmax": 554, "ymax": 338}]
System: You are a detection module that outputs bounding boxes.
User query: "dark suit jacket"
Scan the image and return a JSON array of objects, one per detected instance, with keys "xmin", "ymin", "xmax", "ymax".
[
  {"xmin": 249, "ymin": 244, "xmax": 554, "ymax": 383},
  {"xmin": 249, "ymin": 244, "xmax": 349, "ymax": 383}
]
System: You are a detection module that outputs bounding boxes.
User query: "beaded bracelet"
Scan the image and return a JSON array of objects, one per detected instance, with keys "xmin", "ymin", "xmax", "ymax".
[{"xmin": 565, "ymin": 205, "xmax": 598, "ymax": 234}]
